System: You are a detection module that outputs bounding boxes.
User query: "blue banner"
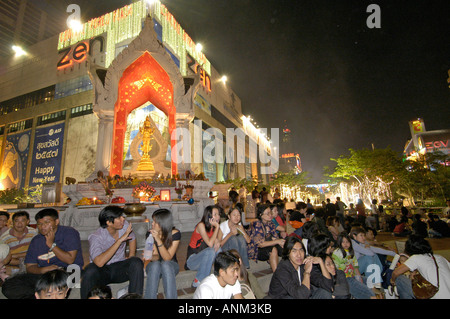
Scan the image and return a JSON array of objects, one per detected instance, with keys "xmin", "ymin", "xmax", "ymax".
[{"xmin": 29, "ymin": 123, "xmax": 65, "ymax": 187}]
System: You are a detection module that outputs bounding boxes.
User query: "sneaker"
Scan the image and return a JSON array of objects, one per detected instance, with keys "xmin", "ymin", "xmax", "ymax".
[{"xmin": 192, "ymin": 278, "xmax": 200, "ymax": 288}]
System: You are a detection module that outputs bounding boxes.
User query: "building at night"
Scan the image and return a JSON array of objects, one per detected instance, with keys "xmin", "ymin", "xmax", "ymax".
[
  {"xmin": 0, "ymin": 0, "xmax": 65, "ymax": 57},
  {"xmin": 0, "ymin": 0, "xmax": 273, "ymax": 195},
  {"xmin": 278, "ymin": 120, "xmax": 302, "ymax": 174},
  {"xmin": 403, "ymin": 118, "xmax": 450, "ymax": 166}
]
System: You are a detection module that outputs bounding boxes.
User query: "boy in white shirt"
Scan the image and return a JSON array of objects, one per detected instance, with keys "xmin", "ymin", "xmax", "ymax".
[{"xmin": 193, "ymin": 251, "xmax": 243, "ymax": 299}]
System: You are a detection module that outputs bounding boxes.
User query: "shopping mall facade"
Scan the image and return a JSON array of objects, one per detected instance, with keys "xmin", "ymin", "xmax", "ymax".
[{"xmin": 0, "ymin": 1, "xmax": 274, "ymax": 193}]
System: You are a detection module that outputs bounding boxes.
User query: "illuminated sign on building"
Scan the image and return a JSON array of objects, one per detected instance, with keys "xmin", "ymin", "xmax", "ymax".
[
  {"xmin": 57, "ymin": 0, "xmax": 211, "ymax": 77},
  {"xmin": 409, "ymin": 118, "xmax": 425, "ymax": 135},
  {"xmin": 425, "ymin": 140, "xmax": 450, "ymax": 151},
  {"xmin": 58, "ymin": 1, "xmax": 144, "ymax": 68},
  {"xmin": 57, "ymin": 41, "xmax": 89, "ymax": 69},
  {"xmin": 281, "ymin": 153, "xmax": 298, "ymax": 158},
  {"xmin": 187, "ymin": 54, "xmax": 211, "ymax": 92},
  {"xmin": 57, "ymin": 37, "xmax": 105, "ymax": 69}
]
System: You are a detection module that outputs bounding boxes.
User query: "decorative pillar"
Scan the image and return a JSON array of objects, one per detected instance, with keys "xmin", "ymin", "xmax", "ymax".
[{"xmin": 94, "ymin": 112, "xmax": 114, "ymax": 175}]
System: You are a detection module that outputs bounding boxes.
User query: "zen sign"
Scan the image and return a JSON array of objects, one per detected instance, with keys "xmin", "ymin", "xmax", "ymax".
[{"xmin": 57, "ymin": 37, "xmax": 104, "ymax": 69}]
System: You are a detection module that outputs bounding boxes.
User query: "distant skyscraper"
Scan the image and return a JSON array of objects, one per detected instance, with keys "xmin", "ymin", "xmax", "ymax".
[
  {"xmin": 0, "ymin": 0, "xmax": 65, "ymax": 57},
  {"xmin": 279, "ymin": 120, "xmax": 302, "ymax": 173}
]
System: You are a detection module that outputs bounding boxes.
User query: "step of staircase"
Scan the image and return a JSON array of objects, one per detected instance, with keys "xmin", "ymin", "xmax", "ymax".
[{"xmin": 63, "ymin": 259, "xmax": 273, "ymax": 299}]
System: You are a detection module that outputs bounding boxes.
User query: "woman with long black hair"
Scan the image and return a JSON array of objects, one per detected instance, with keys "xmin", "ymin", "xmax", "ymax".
[{"xmin": 144, "ymin": 208, "xmax": 181, "ymax": 299}]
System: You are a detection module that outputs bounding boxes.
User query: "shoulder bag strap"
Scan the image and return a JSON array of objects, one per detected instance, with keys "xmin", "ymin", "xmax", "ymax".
[{"xmin": 431, "ymin": 254, "xmax": 440, "ymax": 288}]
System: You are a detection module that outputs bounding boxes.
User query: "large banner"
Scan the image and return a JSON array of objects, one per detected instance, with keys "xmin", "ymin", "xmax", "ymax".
[
  {"xmin": 0, "ymin": 130, "xmax": 31, "ymax": 189},
  {"xmin": 29, "ymin": 123, "xmax": 65, "ymax": 187}
]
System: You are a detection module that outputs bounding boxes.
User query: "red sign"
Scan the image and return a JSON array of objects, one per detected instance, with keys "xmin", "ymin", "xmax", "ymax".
[{"xmin": 425, "ymin": 140, "xmax": 449, "ymax": 150}]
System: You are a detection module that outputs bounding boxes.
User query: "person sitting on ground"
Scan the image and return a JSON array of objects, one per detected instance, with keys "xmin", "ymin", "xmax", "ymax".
[
  {"xmin": 87, "ymin": 285, "xmax": 113, "ymax": 299},
  {"xmin": 326, "ymin": 216, "xmax": 341, "ymax": 241},
  {"xmin": 332, "ymin": 232, "xmax": 376, "ymax": 299},
  {"xmin": 0, "ymin": 211, "xmax": 10, "ymax": 237},
  {"xmin": 364, "ymin": 227, "xmax": 381, "ymax": 246},
  {"xmin": 387, "ymin": 214, "xmax": 399, "ymax": 232},
  {"xmin": 228, "ymin": 249, "xmax": 265, "ymax": 299},
  {"xmin": 247, "ymin": 204, "xmax": 285, "ymax": 272},
  {"xmin": 391, "ymin": 234, "xmax": 450, "ymax": 299},
  {"xmin": 427, "ymin": 213, "xmax": 450, "ymax": 238},
  {"xmin": 301, "ymin": 221, "xmax": 320, "ymax": 256},
  {"xmin": 312, "ymin": 208, "xmax": 334, "ymax": 240},
  {"xmin": 228, "ymin": 189, "xmax": 239, "ymax": 209},
  {"xmin": 2, "ymin": 208, "xmax": 84, "ymax": 299},
  {"xmin": 34, "ymin": 268, "xmax": 69, "ymax": 299},
  {"xmin": 220, "ymin": 205, "xmax": 251, "ymax": 269},
  {"xmin": 271, "ymin": 202, "xmax": 287, "ymax": 238},
  {"xmin": 307, "ymin": 234, "xmax": 333, "ymax": 299},
  {"xmin": 393, "ymin": 216, "xmax": 412, "ymax": 237},
  {"xmin": 144, "ymin": 208, "xmax": 181, "ymax": 299},
  {"xmin": 0, "ymin": 211, "xmax": 37, "ymax": 274},
  {"xmin": 290, "ymin": 211, "xmax": 307, "ymax": 238},
  {"xmin": 81, "ymin": 205, "xmax": 144, "ymax": 299},
  {"xmin": 266, "ymin": 236, "xmax": 314, "ymax": 299},
  {"xmin": 185, "ymin": 205, "xmax": 223, "ymax": 288},
  {"xmin": 350, "ymin": 226, "xmax": 396, "ymax": 292},
  {"xmin": 0, "ymin": 243, "xmax": 11, "ymax": 285},
  {"xmin": 324, "ymin": 254, "xmax": 351, "ymax": 299},
  {"xmin": 288, "ymin": 201, "xmax": 308, "ymax": 236},
  {"xmin": 411, "ymin": 214, "xmax": 428, "ymax": 238},
  {"xmin": 193, "ymin": 251, "xmax": 243, "ymax": 299}
]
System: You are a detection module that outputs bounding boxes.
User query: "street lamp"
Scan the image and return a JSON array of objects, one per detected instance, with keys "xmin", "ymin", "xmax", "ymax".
[
  {"xmin": 68, "ymin": 19, "xmax": 83, "ymax": 33},
  {"xmin": 220, "ymin": 75, "xmax": 227, "ymax": 84},
  {"xmin": 12, "ymin": 45, "xmax": 26, "ymax": 57}
]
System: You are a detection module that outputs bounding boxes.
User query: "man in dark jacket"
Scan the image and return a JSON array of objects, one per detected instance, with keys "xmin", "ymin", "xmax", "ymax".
[{"xmin": 267, "ymin": 236, "xmax": 314, "ymax": 299}]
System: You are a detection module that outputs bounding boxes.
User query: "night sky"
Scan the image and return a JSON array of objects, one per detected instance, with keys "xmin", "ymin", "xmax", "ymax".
[{"xmin": 38, "ymin": 0, "xmax": 450, "ymax": 182}]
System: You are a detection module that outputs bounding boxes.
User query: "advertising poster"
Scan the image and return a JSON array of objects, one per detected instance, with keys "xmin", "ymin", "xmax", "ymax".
[
  {"xmin": 29, "ymin": 123, "xmax": 65, "ymax": 187},
  {"xmin": 0, "ymin": 130, "xmax": 31, "ymax": 189}
]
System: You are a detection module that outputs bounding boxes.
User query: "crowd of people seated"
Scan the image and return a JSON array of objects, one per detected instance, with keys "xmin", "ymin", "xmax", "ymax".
[{"xmin": 0, "ymin": 195, "xmax": 449, "ymax": 300}]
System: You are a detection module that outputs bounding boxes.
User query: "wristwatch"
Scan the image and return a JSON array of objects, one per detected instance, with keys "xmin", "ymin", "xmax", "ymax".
[{"xmin": 49, "ymin": 243, "xmax": 57, "ymax": 252}]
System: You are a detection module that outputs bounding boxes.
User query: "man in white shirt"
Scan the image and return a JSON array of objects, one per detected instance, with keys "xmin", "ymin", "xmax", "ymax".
[{"xmin": 193, "ymin": 251, "xmax": 243, "ymax": 299}]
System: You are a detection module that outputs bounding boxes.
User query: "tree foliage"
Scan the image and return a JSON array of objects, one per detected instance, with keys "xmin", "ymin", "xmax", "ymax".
[
  {"xmin": 327, "ymin": 147, "xmax": 404, "ymax": 204},
  {"xmin": 326, "ymin": 147, "xmax": 449, "ymax": 206}
]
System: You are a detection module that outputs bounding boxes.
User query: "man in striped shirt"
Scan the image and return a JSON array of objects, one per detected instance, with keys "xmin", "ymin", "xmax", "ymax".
[{"xmin": 0, "ymin": 211, "xmax": 37, "ymax": 273}]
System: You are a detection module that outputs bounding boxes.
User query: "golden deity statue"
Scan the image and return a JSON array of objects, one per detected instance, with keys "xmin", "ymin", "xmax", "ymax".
[{"xmin": 137, "ymin": 115, "xmax": 155, "ymax": 171}]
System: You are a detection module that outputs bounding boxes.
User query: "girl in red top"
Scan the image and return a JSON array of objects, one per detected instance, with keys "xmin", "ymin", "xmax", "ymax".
[{"xmin": 185, "ymin": 205, "xmax": 223, "ymax": 287}]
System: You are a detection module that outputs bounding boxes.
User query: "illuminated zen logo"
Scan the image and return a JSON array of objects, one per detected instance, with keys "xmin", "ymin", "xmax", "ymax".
[
  {"xmin": 57, "ymin": 37, "xmax": 104, "ymax": 69},
  {"xmin": 187, "ymin": 54, "xmax": 211, "ymax": 92}
]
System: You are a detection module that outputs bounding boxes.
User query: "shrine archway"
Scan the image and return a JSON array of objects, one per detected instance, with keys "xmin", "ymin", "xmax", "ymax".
[{"xmin": 110, "ymin": 51, "xmax": 177, "ymax": 177}]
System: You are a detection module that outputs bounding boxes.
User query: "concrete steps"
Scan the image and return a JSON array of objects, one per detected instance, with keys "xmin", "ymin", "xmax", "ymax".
[{"xmin": 64, "ymin": 259, "xmax": 273, "ymax": 299}]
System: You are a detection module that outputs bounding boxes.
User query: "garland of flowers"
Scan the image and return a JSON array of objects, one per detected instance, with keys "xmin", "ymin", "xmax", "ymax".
[{"xmin": 132, "ymin": 181, "xmax": 156, "ymax": 198}]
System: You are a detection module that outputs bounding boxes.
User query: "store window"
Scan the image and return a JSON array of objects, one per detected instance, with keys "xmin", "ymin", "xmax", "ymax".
[
  {"xmin": 70, "ymin": 103, "xmax": 93, "ymax": 118},
  {"xmin": 37, "ymin": 111, "xmax": 66, "ymax": 126},
  {"xmin": 8, "ymin": 119, "xmax": 33, "ymax": 133},
  {"xmin": 54, "ymin": 75, "xmax": 93, "ymax": 99}
]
